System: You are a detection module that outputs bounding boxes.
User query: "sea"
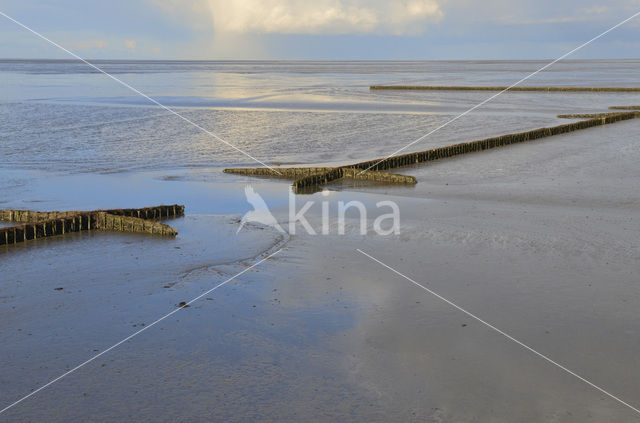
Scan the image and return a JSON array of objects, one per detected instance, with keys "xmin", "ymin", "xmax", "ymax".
[
  {"xmin": 2, "ymin": 60, "xmax": 640, "ymax": 422},
  {"xmin": 2, "ymin": 59, "xmax": 639, "ymax": 174}
]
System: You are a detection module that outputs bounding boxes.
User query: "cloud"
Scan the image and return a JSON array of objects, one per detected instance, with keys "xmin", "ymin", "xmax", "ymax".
[
  {"xmin": 492, "ymin": 4, "xmax": 613, "ymax": 25},
  {"xmin": 151, "ymin": 0, "xmax": 215, "ymax": 31},
  {"xmin": 69, "ymin": 40, "xmax": 108, "ymax": 50},
  {"xmin": 125, "ymin": 39, "xmax": 137, "ymax": 50},
  {"xmin": 202, "ymin": 0, "xmax": 443, "ymax": 35}
]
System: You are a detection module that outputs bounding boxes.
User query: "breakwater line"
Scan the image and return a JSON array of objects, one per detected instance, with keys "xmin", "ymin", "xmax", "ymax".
[
  {"xmin": 347, "ymin": 111, "xmax": 639, "ymax": 173},
  {"xmin": 370, "ymin": 85, "xmax": 640, "ymax": 92},
  {"xmin": 0, "ymin": 205, "xmax": 184, "ymax": 246},
  {"xmin": 223, "ymin": 167, "xmax": 417, "ymax": 193},
  {"xmin": 224, "ymin": 110, "xmax": 640, "ymax": 193},
  {"xmin": 610, "ymin": 106, "xmax": 640, "ymax": 110}
]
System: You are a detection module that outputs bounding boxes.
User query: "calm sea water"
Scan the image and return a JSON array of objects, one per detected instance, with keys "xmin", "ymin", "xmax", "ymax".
[
  {"xmin": 1, "ymin": 59, "xmax": 639, "ymax": 173},
  {"xmin": 2, "ymin": 60, "xmax": 640, "ymax": 422}
]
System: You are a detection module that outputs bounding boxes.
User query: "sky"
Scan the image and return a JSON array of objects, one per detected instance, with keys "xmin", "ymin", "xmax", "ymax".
[{"xmin": 0, "ymin": 0, "xmax": 638, "ymax": 60}]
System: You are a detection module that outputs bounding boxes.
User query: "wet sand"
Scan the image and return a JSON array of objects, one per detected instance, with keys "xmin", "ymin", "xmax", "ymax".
[
  {"xmin": 3, "ymin": 57, "xmax": 640, "ymax": 421},
  {"xmin": 1, "ymin": 117, "xmax": 640, "ymax": 422}
]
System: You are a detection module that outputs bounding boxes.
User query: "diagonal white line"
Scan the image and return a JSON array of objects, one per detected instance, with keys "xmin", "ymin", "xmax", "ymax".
[
  {"xmin": 0, "ymin": 11, "xmax": 282, "ymax": 175},
  {"xmin": 356, "ymin": 248, "xmax": 640, "ymax": 417},
  {"xmin": 358, "ymin": 10, "xmax": 640, "ymax": 175},
  {"xmin": 0, "ymin": 248, "xmax": 282, "ymax": 415}
]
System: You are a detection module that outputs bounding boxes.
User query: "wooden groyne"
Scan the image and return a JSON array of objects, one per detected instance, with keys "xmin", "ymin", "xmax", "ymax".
[
  {"xmin": 224, "ymin": 167, "xmax": 330, "ymax": 178},
  {"xmin": 557, "ymin": 113, "xmax": 622, "ymax": 119},
  {"xmin": 370, "ymin": 85, "xmax": 640, "ymax": 92},
  {"xmin": 102, "ymin": 205, "xmax": 185, "ymax": 220},
  {"xmin": 224, "ymin": 108, "xmax": 640, "ymax": 193},
  {"xmin": 610, "ymin": 106, "xmax": 640, "ymax": 110},
  {"xmin": 291, "ymin": 168, "xmax": 416, "ymax": 193},
  {"xmin": 0, "ymin": 205, "xmax": 184, "ymax": 246},
  {"xmin": 95, "ymin": 212, "xmax": 178, "ymax": 235},
  {"xmin": 225, "ymin": 166, "xmax": 417, "ymax": 194},
  {"xmin": 0, "ymin": 205, "xmax": 183, "ymax": 223},
  {"xmin": 347, "ymin": 111, "xmax": 640, "ymax": 172}
]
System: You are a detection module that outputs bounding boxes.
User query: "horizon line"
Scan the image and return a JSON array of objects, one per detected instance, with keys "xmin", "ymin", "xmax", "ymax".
[{"xmin": 1, "ymin": 57, "xmax": 639, "ymax": 62}]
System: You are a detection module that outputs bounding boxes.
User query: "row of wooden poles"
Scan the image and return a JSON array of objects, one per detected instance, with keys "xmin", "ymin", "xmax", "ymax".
[
  {"xmin": 291, "ymin": 168, "xmax": 416, "ymax": 193},
  {"xmin": 370, "ymin": 86, "xmax": 640, "ymax": 92},
  {"xmin": 224, "ymin": 110, "xmax": 640, "ymax": 193},
  {"xmin": 224, "ymin": 166, "xmax": 417, "ymax": 192},
  {"xmin": 347, "ymin": 111, "xmax": 640, "ymax": 172},
  {"xmin": 0, "ymin": 205, "xmax": 184, "ymax": 246}
]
